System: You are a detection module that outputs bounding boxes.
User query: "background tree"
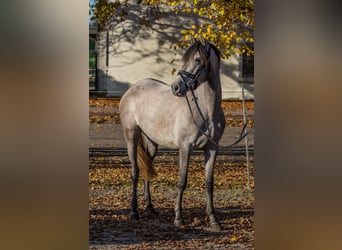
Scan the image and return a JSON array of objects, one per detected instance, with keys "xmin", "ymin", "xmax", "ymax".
[
  {"xmin": 90, "ymin": 0, "xmax": 254, "ymax": 58},
  {"xmin": 90, "ymin": 0, "xmax": 129, "ymax": 29}
]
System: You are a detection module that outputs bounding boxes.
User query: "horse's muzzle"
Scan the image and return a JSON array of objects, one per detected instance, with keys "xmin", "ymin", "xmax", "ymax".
[{"xmin": 171, "ymin": 82, "xmax": 183, "ymax": 96}]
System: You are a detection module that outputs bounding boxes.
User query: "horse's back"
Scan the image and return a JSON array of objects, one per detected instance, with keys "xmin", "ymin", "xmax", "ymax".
[{"xmin": 121, "ymin": 78, "xmax": 168, "ymax": 101}]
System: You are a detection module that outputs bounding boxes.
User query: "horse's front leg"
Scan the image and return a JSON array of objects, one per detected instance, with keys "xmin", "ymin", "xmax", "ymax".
[
  {"xmin": 204, "ymin": 145, "xmax": 221, "ymax": 231},
  {"xmin": 174, "ymin": 147, "xmax": 191, "ymax": 227}
]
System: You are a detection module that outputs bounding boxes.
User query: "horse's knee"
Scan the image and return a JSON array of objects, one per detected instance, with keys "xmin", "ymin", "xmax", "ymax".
[
  {"xmin": 177, "ymin": 172, "xmax": 188, "ymax": 190},
  {"xmin": 131, "ymin": 163, "xmax": 139, "ymax": 178},
  {"xmin": 205, "ymin": 181, "xmax": 213, "ymax": 193},
  {"xmin": 177, "ymin": 180, "xmax": 187, "ymax": 191}
]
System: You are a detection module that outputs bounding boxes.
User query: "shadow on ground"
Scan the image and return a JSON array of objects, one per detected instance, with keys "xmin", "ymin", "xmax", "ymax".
[{"xmin": 89, "ymin": 205, "xmax": 253, "ymax": 247}]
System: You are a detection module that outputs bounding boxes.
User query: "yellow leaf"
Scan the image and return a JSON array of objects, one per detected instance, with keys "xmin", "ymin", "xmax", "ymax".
[
  {"xmin": 180, "ymin": 29, "xmax": 188, "ymax": 34},
  {"xmin": 198, "ymin": 8, "xmax": 206, "ymax": 15}
]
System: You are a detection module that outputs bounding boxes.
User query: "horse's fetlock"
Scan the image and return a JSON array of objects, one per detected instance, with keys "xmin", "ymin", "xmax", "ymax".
[
  {"xmin": 209, "ymin": 222, "xmax": 222, "ymax": 232},
  {"xmin": 174, "ymin": 219, "xmax": 184, "ymax": 228},
  {"xmin": 177, "ymin": 181, "xmax": 187, "ymax": 190},
  {"xmin": 130, "ymin": 211, "xmax": 139, "ymax": 221}
]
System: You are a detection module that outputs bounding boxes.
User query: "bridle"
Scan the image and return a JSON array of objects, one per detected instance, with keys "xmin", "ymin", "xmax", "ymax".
[
  {"xmin": 177, "ymin": 64, "xmax": 204, "ymax": 91},
  {"xmin": 177, "ymin": 44, "xmax": 250, "ymax": 149}
]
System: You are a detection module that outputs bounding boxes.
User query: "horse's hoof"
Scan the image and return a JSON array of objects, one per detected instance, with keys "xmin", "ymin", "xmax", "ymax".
[
  {"xmin": 209, "ymin": 222, "xmax": 222, "ymax": 232},
  {"xmin": 146, "ymin": 206, "xmax": 159, "ymax": 216},
  {"xmin": 174, "ymin": 219, "xmax": 184, "ymax": 228},
  {"xmin": 130, "ymin": 212, "xmax": 139, "ymax": 221}
]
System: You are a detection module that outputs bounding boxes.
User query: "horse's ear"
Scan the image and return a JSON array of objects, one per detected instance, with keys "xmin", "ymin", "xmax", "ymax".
[{"xmin": 198, "ymin": 38, "xmax": 208, "ymax": 46}]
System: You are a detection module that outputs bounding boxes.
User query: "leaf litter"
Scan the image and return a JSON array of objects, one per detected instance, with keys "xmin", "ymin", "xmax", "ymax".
[
  {"xmin": 89, "ymin": 98, "xmax": 254, "ymax": 249},
  {"xmin": 89, "ymin": 98, "xmax": 254, "ymax": 127}
]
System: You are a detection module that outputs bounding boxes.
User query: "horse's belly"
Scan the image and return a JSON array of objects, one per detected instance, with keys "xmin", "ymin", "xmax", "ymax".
[
  {"xmin": 144, "ymin": 130, "xmax": 178, "ymax": 149},
  {"xmin": 138, "ymin": 120, "xmax": 178, "ymax": 149}
]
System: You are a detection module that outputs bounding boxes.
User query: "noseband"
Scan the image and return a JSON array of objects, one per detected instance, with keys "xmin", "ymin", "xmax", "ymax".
[{"xmin": 177, "ymin": 65, "xmax": 204, "ymax": 90}]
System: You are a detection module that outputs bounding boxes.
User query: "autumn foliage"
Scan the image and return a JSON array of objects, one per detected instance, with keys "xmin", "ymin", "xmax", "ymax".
[{"xmin": 90, "ymin": 0, "xmax": 254, "ymax": 58}]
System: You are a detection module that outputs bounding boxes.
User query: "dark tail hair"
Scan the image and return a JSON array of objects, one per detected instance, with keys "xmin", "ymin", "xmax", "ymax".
[{"xmin": 137, "ymin": 135, "xmax": 157, "ymax": 180}]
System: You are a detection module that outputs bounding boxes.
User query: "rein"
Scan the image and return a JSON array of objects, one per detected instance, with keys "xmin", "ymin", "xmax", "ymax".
[{"xmin": 177, "ymin": 64, "xmax": 203, "ymax": 90}]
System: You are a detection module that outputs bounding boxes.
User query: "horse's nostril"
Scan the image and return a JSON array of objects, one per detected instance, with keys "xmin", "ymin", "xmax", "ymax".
[
  {"xmin": 172, "ymin": 82, "xmax": 182, "ymax": 96},
  {"xmin": 172, "ymin": 84, "xmax": 179, "ymax": 93}
]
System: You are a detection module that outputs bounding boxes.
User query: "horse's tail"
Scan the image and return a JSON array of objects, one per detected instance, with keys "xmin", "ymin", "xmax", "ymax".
[{"xmin": 137, "ymin": 134, "xmax": 157, "ymax": 180}]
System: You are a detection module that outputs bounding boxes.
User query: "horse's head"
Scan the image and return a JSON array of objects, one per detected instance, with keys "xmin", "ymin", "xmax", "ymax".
[{"xmin": 171, "ymin": 40, "xmax": 220, "ymax": 97}]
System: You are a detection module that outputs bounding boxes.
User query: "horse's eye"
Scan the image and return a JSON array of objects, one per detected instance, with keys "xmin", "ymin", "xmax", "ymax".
[{"xmin": 195, "ymin": 57, "xmax": 201, "ymax": 63}]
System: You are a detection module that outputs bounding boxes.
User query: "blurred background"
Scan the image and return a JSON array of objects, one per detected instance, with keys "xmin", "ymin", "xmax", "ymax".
[{"xmin": 0, "ymin": 0, "xmax": 341, "ymax": 249}]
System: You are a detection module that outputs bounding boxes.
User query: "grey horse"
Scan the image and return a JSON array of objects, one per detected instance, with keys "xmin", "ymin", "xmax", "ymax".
[{"xmin": 119, "ymin": 41, "xmax": 225, "ymax": 231}]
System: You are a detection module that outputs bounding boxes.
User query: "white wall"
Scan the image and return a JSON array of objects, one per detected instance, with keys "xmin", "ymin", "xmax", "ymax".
[{"xmin": 95, "ymin": 4, "xmax": 254, "ymax": 100}]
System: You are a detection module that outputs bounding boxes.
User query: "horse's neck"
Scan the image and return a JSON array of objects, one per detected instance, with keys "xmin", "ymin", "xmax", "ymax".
[
  {"xmin": 193, "ymin": 73, "xmax": 222, "ymax": 120},
  {"xmin": 206, "ymin": 69, "xmax": 222, "ymax": 110}
]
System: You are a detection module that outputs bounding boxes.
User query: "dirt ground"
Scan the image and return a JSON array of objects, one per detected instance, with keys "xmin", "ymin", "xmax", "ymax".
[{"xmin": 89, "ymin": 99, "xmax": 254, "ymax": 249}]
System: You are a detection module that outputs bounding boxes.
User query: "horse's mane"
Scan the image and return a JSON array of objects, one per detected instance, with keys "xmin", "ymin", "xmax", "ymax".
[{"xmin": 182, "ymin": 41, "xmax": 221, "ymax": 66}]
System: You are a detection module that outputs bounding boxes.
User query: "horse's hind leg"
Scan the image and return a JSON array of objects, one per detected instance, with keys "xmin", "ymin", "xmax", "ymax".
[
  {"xmin": 144, "ymin": 180, "xmax": 158, "ymax": 215},
  {"xmin": 141, "ymin": 134, "xmax": 158, "ymax": 215},
  {"xmin": 123, "ymin": 127, "xmax": 140, "ymax": 220}
]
